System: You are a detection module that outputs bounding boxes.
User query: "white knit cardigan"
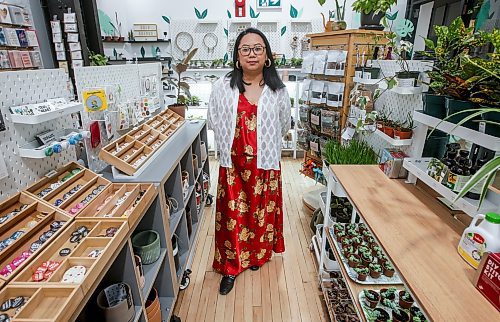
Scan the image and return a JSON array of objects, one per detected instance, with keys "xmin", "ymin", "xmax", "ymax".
[{"xmin": 207, "ymin": 77, "xmax": 291, "ymax": 170}]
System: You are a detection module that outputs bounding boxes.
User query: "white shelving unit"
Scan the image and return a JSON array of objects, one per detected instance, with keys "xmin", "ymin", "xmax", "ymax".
[
  {"xmin": 9, "ymin": 103, "xmax": 83, "ymax": 125},
  {"xmin": 374, "ymin": 128, "xmax": 413, "ymax": 146},
  {"xmin": 353, "ymin": 77, "xmax": 383, "ymax": 85},
  {"xmin": 403, "ymin": 158, "xmax": 498, "ymax": 217},
  {"xmin": 413, "ymin": 111, "xmax": 499, "ymax": 151},
  {"xmin": 18, "ymin": 129, "xmax": 82, "ymax": 159}
]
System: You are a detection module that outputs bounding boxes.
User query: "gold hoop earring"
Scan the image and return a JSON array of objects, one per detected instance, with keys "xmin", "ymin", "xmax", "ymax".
[
  {"xmin": 236, "ymin": 61, "xmax": 241, "ymax": 69},
  {"xmin": 265, "ymin": 58, "xmax": 272, "ymax": 68}
]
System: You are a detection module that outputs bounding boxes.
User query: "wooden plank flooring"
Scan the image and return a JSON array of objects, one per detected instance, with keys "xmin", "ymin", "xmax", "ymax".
[{"xmin": 173, "ymin": 157, "xmax": 329, "ymax": 322}]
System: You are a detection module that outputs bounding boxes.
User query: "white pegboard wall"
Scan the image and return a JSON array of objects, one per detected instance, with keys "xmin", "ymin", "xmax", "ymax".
[
  {"xmin": 0, "ymin": 69, "xmax": 77, "ymax": 201},
  {"xmin": 73, "ymin": 63, "xmax": 163, "ymax": 173},
  {"xmin": 361, "ymin": 60, "xmax": 434, "ymax": 157}
]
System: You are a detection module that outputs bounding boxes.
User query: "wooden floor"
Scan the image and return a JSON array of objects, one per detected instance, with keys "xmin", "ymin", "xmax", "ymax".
[{"xmin": 173, "ymin": 157, "xmax": 329, "ymax": 322}]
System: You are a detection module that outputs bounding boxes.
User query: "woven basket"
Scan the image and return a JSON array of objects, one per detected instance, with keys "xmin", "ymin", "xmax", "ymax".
[{"xmin": 132, "ymin": 230, "xmax": 161, "ymax": 265}]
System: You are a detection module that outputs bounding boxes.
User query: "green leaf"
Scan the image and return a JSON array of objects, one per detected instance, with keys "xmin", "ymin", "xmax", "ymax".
[
  {"xmin": 201, "ymin": 9, "xmax": 208, "ymax": 19},
  {"xmin": 223, "ymin": 53, "xmax": 228, "ymax": 65},
  {"xmin": 281, "ymin": 26, "xmax": 287, "ymax": 36},
  {"xmin": 318, "ymin": 0, "xmax": 326, "ymax": 5},
  {"xmin": 140, "ymin": 46, "xmax": 145, "ymax": 58},
  {"xmin": 250, "ymin": 6, "xmax": 260, "ymax": 18},
  {"xmin": 423, "ymin": 37, "xmax": 435, "ymax": 50},
  {"xmin": 385, "ymin": 11, "xmax": 398, "ymax": 21},
  {"xmin": 290, "ymin": 5, "xmax": 298, "ymax": 18},
  {"xmin": 162, "ymin": 15, "xmax": 170, "ymax": 24},
  {"xmin": 195, "ymin": 7, "xmax": 202, "ymax": 19},
  {"xmin": 227, "ymin": 10, "xmax": 232, "ymax": 19},
  {"xmin": 224, "ymin": 28, "xmax": 228, "ymax": 37}
]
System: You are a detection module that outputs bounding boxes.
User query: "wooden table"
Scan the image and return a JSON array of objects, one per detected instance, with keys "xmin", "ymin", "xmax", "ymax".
[{"xmin": 330, "ymin": 165, "xmax": 498, "ymax": 322}]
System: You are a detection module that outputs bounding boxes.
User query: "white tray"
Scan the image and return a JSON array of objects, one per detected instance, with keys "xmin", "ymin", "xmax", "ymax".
[{"xmin": 329, "ymin": 226, "xmax": 403, "ymax": 285}]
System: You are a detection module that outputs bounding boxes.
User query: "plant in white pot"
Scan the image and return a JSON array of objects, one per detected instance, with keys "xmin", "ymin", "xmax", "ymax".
[{"xmin": 163, "ymin": 48, "xmax": 198, "ymax": 118}]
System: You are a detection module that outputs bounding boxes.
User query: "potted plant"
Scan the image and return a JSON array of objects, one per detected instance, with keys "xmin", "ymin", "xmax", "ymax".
[
  {"xmin": 384, "ymin": 299, "xmax": 410, "ymax": 322},
  {"xmin": 383, "ymin": 262, "xmax": 395, "ymax": 277},
  {"xmin": 410, "ymin": 307, "xmax": 427, "ymax": 321},
  {"xmin": 369, "ymin": 263, "xmax": 382, "ymax": 278},
  {"xmin": 351, "ymin": 235, "xmax": 363, "ymax": 247},
  {"xmin": 346, "ymin": 223, "xmax": 357, "ymax": 230},
  {"xmin": 371, "ymin": 245, "xmax": 381, "ymax": 256},
  {"xmin": 89, "ymin": 51, "xmax": 108, "ymax": 66},
  {"xmin": 336, "ymin": 230, "xmax": 347, "ymax": 242},
  {"xmin": 365, "ymin": 235, "xmax": 375, "ymax": 244},
  {"xmin": 342, "ymin": 238, "xmax": 353, "ymax": 248},
  {"xmin": 364, "ymin": 289, "xmax": 380, "ymax": 308},
  {"xmin": 365, "ymin": 307, "xmax": 390, "ymax": 322},
  {"xmin": 399, "ymin": 290, "xmax": 415, "ymax": 309},
  {"xmin": 352, "ymin": 0, "xmax": 396, "ymax": 30},
  {"xmin": 382, "ymin": 119, "xmax": 395, "ymax": 138},
  {"xmin": 377, "ymin": 252, "xmax": 388, "ymax": 265},
  {"xmin": 342, "ymin": 245, "xmax": 354, "ymax": 258},
  {"xmin": 394, "ymin": 112, "xmax": 416, "ymax": 139},
  {"xmin": 163, "ymin": 48, "xmax": 198, "ymax": 118},
  {"xmin": 348, "ymin": 254, "xmax": 361, "ymax": 268},
  {"xmin": 355, "ymin": 266, "xmax": 369, "ymax": 281},
  {"xmin": 361, "ymin": 251, "xmax": 374, "ymax": 267},
  {"xmin": 334, "ymin": 223, "xmax": 344, "ymax": 235},
  {"xmin": 380, "ymin": 287, "xmax": 397, "ymax": 302}
]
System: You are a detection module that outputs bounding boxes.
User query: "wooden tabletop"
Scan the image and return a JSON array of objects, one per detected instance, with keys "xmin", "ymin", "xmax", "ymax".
[
  {"xmin": 306, "ymin": 29, "xmax": 387, "ymax": 38},
  {"xmin": 330, "ymin": 165, "xmax": 499, "ymax": 321}
]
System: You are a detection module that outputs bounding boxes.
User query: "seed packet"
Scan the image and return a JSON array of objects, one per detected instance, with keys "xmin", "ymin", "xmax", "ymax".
[
  {"xmin": 310, "ymin": 80, "xmax": 326, "ymax": 105},
  {"xmin": 297, "ymin": 129, "xmax": 310, "ymax": 151},
  {"xmin": 312, "ymin": 50, "xmax": 328, "ymax": 75},
  {"xmin": 327, "ymin": 82, "xmax": 345, "ymax": 107},
  {"xmin": 310, "ymin": 107, "xmax": 322, "ymax": 132},
  {"xmin": 301, "ymin": 51, "xmax": 314, "ymax": 74},
  {"xmin": 325, "ymin": 50, "xmax": 340, "ymax": 76},
  {"xmin": 309, "ymin": 134, "xmax": 321, "ymax": 157},
  {"xmin": 299, "ymin": 105, "xmax": 311, "ymax": 129},
  {"xmin": 321, "ymin": 109, "xmax": 340, "ymax": 137},
  {"xmin": 301, "ymin": 79, "xmax": 312, "ymax": 103}
]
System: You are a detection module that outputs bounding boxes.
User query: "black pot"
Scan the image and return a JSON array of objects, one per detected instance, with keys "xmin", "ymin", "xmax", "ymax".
[
  {"xmin": 336, "ymin": 210, "xmax": 351, "ymax": 223},
  {"xmin": 481, "ymin": 109, "xmax": 500, "ymax": 138},
  {"xmin": 422, "ymin": 130, "xmax": 449, "ymax": 159},
  {"xmin": 359, "ymin": 66, "xmax": 381, "ymax": 79},
  {"xmin": 374, "ymin": 308, "xmax": 390, "ymax": 321},
  {"xmin": 445, "ymin": 97, "xmax": 480, "ymax": 130},
  {"xmin": 360, "ymin": 11, "xmax": 385, "ymax": 30},
  {"xmin": 422, "ymin": 93, "xmax": 447, "ymax": 119}
]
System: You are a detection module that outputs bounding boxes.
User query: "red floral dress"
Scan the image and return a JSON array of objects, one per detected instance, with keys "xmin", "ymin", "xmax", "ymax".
[{"xmin": 213, "ymin": 94, "xmax": 285, "ymax": 276}]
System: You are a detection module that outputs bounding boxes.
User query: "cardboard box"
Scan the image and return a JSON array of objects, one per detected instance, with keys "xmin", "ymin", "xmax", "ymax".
[
  {"xmin": 475, "ymin": 252, "xmax": 500, "ymax": 311},
  {"xmin": 379, "ymin": 148, "xmax": 408, "ymax": 179}
]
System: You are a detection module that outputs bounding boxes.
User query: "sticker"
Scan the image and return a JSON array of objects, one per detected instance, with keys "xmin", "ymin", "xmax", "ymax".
[
  {"xmin": 59, "ymin": 248, "xmax": 71, "ymax": 256},
  {"xmin": 83, "ymin": 89, "xmax": 108, "ymax": 112}
]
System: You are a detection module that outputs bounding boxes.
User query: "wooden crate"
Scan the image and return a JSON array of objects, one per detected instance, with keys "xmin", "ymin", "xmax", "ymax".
[
  {"xmin": 99, "ymin": 109, "xmax": 185, "ymax": 176},
  {"xmin": 11, "ymin": 219, "xmax": 128, "ymax": 294},
  {"xmin": 0, "ymin": 194, "xmax": 73, "ymax": 285},
  {"xmin": 77, "ymin": 183, "xmax": 157, "ymax": 228}
]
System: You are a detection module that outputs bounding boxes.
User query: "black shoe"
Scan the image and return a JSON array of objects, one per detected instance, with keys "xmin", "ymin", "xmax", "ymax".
[
  {"xmin": 219, "ymin": 275, "xmax": 236, "ymax": 295},
  {"xmin": 250, "ymin": 266, "xmax": 260, "ymax": 271}
]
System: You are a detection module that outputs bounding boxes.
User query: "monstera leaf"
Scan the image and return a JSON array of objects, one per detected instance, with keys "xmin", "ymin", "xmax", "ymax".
[
  {"xmin": 396, "ymin": 19, "xmax": 414, "ymax": 38},
  {"xmin": 97, "ymin": 9, "xmax": 114, "ymax": 36}
]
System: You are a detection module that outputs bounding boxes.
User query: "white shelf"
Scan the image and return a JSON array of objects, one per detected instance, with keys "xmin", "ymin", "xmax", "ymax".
[
  {"xmin": 374, "ymin": 128, "xmax": 413, "ymax": 146},
  {"xmin": 319, "ymin": 191, "xmax": 327, "ymax": 215},
  {"xmin": 353, "ymin": 77, "xmax": 383, "ymax": 85},
  {"xmin": 391, "ymin": 86, "xmax": 424, "ymax": 95},
  {"xmin": 18, "ymin": 129, "xmax": 80, "ymax": 159},
  {"xmin": 9, "ymin": 102, "xmax": 82, "ymax": 124},
  {"xmin": 256, "ymin": 20, "xmax": 279, "ymax": 24},
  {"xmin": 403, "ymin": 158, "xmax": 498, "ymax": 217},
  {"xmin": 290, "ymin": 20, "xmax": 313, "ymax": 24},
  {"xmin": 413, "ymin": 111, "xmax": 499, "ymax": 151},
  {"xmin": 229, "ymin": 19, "xmax": 252, "ymax": 24},
  {"xmin": 196, "ymin": 20, "xmax": 219, "ymax": 24}
]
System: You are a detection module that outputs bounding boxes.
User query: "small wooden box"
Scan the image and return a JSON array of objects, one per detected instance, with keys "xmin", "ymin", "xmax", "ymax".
[
  {"xmin": 77, "ymin": 183, "xmax": 157, "ymax": 228},
  {"xmin": 11, "ymin": 219, "xmax": 128, "ymax": 294}
]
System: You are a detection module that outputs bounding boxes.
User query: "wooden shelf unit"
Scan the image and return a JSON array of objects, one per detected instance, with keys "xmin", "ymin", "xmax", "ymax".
[
  {"xmin": 328, "ymin": 165, "xmax": 498, "ymax": 321},
  {"xmin": 306, "ymin": 30, "xmax": 387, "ymax": 131}
]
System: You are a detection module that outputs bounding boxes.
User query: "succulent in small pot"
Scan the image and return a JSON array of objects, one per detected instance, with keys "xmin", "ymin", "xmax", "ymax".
[
  {"xmin": 351, "ymin": 236, "xmax": 363, "ymax": 247},
  {"xmin": 347, "ymin": 228, "xmax": 359, "ymax": 238},
  {"xmin": 358, "ymin": 222, "xmax": 367, "ymax": 230},
  {"xmin": 369, "ymin": 263, "xmax": 382, "ymax": 279},
  {"xmin": 362, "ymin": 229, "xmax": 372, "ymax": 238},
  {"xmin": 358, "ymin": 245, "xmax": 369, "ymax": 254},
  {"xmin": 346, "ymin": 223, "xmax": 357, "ymax": 231},
  {"xmin": 371, "ymin": 245, "xmax": 382, "ymax": 256},
  {"xmin": 382, "ymin": 120, "xmax": 395, "ymax": 138},
  {"xmin": 366, "ymin": 308, "xmax": 390, "ymax": 322},
  {"xmin": 363, "ymin": 289, "xmax": 380, "ymax": 309},
  {"xmin": 361, "ymin": 251, "xmax": 374, "ymax": 267},
  {"xmin": 394, "ymin": 112, "xmax": 416, "ymax": 140},
  {"xmin": 410, "ymin": 307, "xmax": 427, "ymax": 322},
  {"xmin": 342, "ymin": 245, "xmax": 354, "ymax": 258},
  {"xmin": 336, "ymin": 230, "xmax": 347, "ymax": 242},
  {"xmin": 334, "ymin": 223, "xmax": 345, "ymax": 234},
  {"xmin": 354, "ymin": 266, "xmax": 369, "ymax": 281},
  {"xmin": 383, "ymin": 262, "xmax": 395, "ymax": 277},
  {"xmin": 380, "ymin": 287, "xmax": 397, "ymax": 302},
  {"xmin": 365, "ymin": 235, "xmax": 375, "ymax": 244},
  {"xmin": 348, "ymin": 254, "xmax": 361, "ymax": 268},
  {"xmin": 384, "ymin": 299, "xmax": 410, "ymax": 322},
  {"xmin": 342, "ymin": 238, "xmax": 353, "ymax": 248},
  {"xmin": 399, "ymin": 290, "xmax": 415, "ymax": 309}
]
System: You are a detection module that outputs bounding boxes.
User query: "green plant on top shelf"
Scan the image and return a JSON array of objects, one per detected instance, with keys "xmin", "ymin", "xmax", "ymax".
[
  {"xmin": 324, "ymin": 139, "xmax": 379, "ymax": 165},
  {"xmin": 352, "ymin": 0, "xmax": 396, "ymax": 14},
  {"xmin": 291, "ymin": 57, "xmax": 303, "ymax": 67}
]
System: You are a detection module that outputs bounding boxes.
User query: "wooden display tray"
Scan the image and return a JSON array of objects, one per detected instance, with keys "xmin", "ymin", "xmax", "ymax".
[
  {"xmin": 0, "ymin": 285, "xmax": 82, "ymax": 322},
  {"xmin": 99, "ymin": 109, "xmax": 185, "ymax": 176},
  {"xmin": 11, "ymin": 219, "xmax": 128, "ymax": 294},
  {"xmin": 0, "ymin": 194, "xmax": 73, "ymax": 285},
  {"xmin": 25, "ymin": 162, "xmax": 87, "ymax": 199},
  {"xmin": 77, "ymin": 183, "xmax": 157, "ymax": 228}
]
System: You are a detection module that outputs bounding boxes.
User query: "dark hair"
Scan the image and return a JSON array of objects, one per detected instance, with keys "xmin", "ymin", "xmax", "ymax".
[{"xmin": 228, "ymin": 28, "xmax": 285, "ymax": 92}]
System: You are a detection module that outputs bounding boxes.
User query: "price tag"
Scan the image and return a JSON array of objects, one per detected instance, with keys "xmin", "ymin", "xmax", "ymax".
[
  {"xmin": 310, "ymin": 141, "xmax": 319, "ymax": 152},
  {"xmin": 311, "ymin": 114, "xmax": 320, "ymax": 125}
]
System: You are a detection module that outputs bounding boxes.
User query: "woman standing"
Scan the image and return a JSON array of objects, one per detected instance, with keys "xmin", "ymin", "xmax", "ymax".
[{"xmin": 208, "ymin": 28, "xmax": 291, "ymax": 295}]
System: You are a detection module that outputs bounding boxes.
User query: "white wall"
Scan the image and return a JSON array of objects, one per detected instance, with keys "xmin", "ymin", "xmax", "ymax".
[{"xmin": 97, "ymin": 0, "xmax": 408, "ymax": 36}]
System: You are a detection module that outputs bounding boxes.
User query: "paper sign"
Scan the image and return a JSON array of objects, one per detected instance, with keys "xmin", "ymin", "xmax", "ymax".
[{"xmin": 83, "ymin": 89, "xmax": 108, "ymax": 112}]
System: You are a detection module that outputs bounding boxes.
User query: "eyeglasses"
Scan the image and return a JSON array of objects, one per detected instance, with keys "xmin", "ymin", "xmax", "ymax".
[{"xmin": 238, "ymin": 45, "xmax": 265, "ymax": 56}]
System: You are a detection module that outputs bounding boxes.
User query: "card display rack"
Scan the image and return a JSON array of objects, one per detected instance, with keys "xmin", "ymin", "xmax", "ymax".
[
  {"xmin": 11, "ymin": 219, "xmax": 128, "ymax": 294},
  {"xmin": 100, "ymin": 109, "xmax": 185, "ymax": 176},
  {"xmin": 0, "ymin": 193, "xmax": 72, "ymax": 284},
  {"xmin": 0, "ymin": 285, "xmax": 81, "ymax": 321}
]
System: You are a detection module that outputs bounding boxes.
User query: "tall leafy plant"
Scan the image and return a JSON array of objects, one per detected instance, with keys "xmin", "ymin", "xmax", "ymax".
[{"xmin": 163, "ymin": 48, "xmax": 198, "ymax": 104}]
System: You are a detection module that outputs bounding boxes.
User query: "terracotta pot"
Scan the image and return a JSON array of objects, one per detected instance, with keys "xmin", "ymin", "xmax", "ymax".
[
  {"xmin": 104, "ymin": 36, "xmax": 112, "ymax": 41},
  {"xmin": 382, "ymin": 126, "xmax": 394, "ymax": 138},
  {"xmin": 365, "ymin": 290, "xmax": 380, "ymax": 309},
  {"xmin": 380, "ymin": 288, "xmax": 396, "ymax": 302},
  {"xmin": 394, "ymin": 129, "xmax": 413, "ymax": 140},
  {"xmin": 399, "ymin": 291, "xmax": 415, "ymax": 309},
  {"xmin": 370, "ymin": 268, "xmax": 381, "ymax": 279},
  {"xmin": 113, "ymin": 36, "xmax": 120, "ymax": 41},
  {"xmin": 145, "ymin": 288, "xmax": 159, "ymax": 314},
  {"xmin": 347, "ymin": 254, "xmax": 360, "ymax": 268},
  {"xmin": 168, "ymin": 104, "xmax": 186, "ymax": 118},
  {"xmin": 374, "ymin": 308, "xmax": 390, "ymax": 322},
  {"xmin": 383, "ymin": 266, "xmax": 395, "ymax": 277},
  {"xmin": 357, "ymin": 271, "xmax": 368, "ymax": 281},
  {"xmin": 361, "ymin": 254, "xmax": 373, "ymax": 267},
  {"xmin": 118, "ymin": 36, "xmax": 125, "ymax": 42}
]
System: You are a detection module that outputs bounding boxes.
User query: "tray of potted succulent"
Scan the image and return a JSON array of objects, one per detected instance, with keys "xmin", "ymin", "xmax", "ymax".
[
  {"xmin": 358, "ymin": 288, "xmax": 428, "ymax": 322},
  {"xmin": 329, "ymin": 223, "xmax": 403, "ymax": 285}
]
